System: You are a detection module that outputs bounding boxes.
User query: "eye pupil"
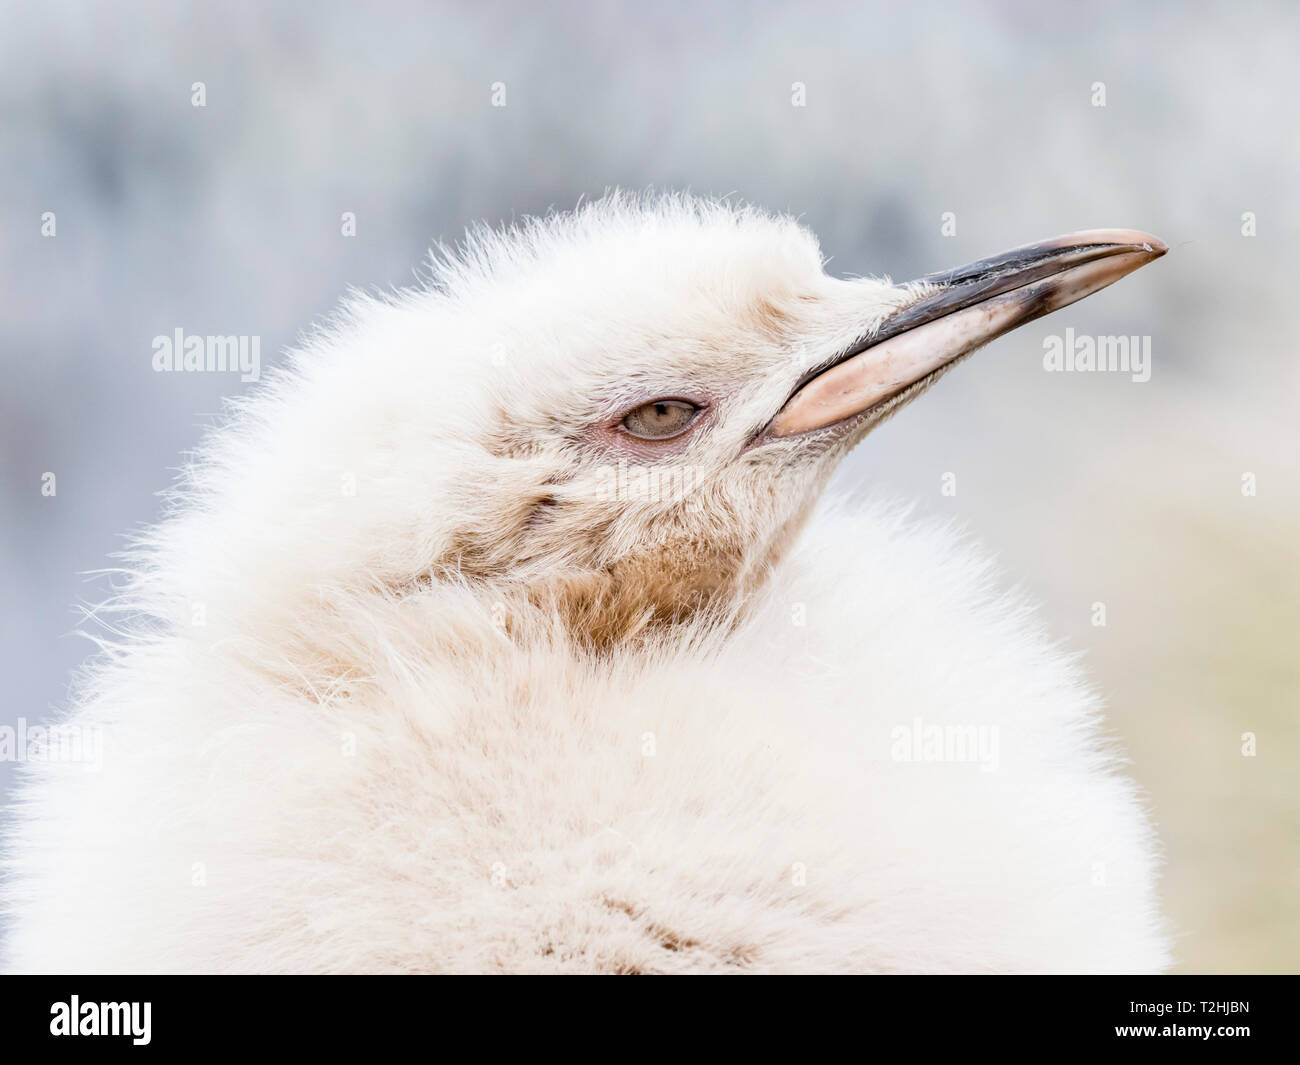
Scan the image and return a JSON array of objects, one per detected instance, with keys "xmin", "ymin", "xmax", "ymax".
[{"xmin": 621, "ymin": 399, "xmax": 700, "ymax": 440}]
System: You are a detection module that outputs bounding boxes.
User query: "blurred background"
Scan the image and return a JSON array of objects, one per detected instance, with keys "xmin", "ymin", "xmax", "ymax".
[{"xmin": 1, "ymin": 0, "xmax": 1296, "ymax": 972}]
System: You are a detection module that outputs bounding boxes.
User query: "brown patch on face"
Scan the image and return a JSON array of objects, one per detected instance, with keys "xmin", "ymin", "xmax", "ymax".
[
  {"xmin": 439, "ymin": 470, "xmax": 819, "ymax": 651},
  {"xmin": 523, "ymin": 534, "xmax": 748, "ymax": 648}
]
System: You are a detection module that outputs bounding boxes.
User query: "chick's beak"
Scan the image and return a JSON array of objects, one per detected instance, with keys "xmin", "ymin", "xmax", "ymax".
[{"xmin": 766, "ymin": 229, "xmax": 1167, "ymax": 439}]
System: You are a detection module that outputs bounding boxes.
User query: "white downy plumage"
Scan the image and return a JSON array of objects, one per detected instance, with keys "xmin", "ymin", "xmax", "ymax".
[{"xmin": 2, "ymin": 193, "xmax": 1169, "ymax": 973}]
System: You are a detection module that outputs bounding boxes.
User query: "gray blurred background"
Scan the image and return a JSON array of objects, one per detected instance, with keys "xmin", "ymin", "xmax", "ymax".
[{"xmin": 1, "ymin": 0, "xmax": 1296, "ymax": 972}]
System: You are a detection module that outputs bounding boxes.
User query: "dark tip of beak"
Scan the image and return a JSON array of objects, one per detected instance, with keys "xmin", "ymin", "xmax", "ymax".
[{"xmin": 901, "ymin": 227, "xmax": 1166, "ymax": 339}]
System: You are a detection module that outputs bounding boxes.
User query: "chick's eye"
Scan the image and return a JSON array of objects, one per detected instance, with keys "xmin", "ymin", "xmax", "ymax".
[{"xmin": 621, "ymin": 400, "xmax": 700, "ymax": 440}]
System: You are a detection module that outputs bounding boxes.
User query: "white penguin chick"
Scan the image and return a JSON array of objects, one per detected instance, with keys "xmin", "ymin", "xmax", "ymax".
[{"xmin": 2, "ymin": 193, "xmax": 1170, "ymax": 974}]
